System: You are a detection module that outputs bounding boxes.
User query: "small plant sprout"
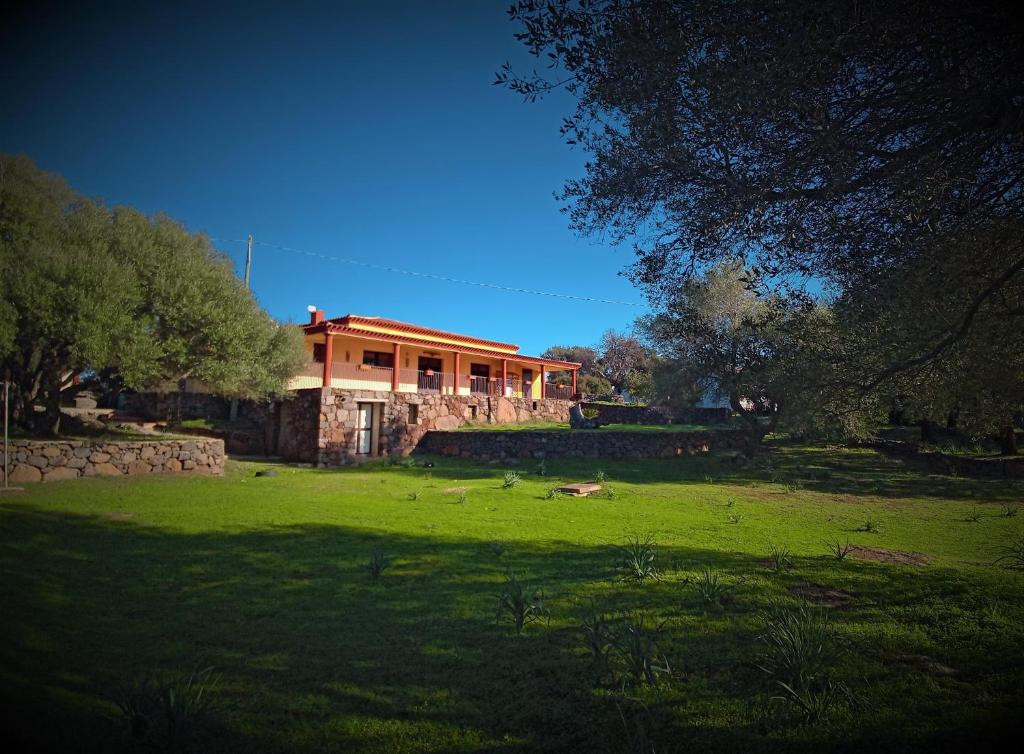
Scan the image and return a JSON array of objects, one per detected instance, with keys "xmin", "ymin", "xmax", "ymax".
[
  {"xmin": 544, "ymin": 487, "xmax": 564, "ymax": 500},
  {"xmin": 408, "ymin": 490, "xmax": 422, "ymax": 501},
  {"xmin": 502, "ymin": 471, "xmax": 522, "ymax": 489},
  {"xmin": 618, "ymin": 535, "xmax": 661, "ymax": 583},
  {"xmin": 611, "ymin": 612, "xmax": 671, "ymax": 687},
  {"xmin": 965, "ymin": 507, "xmax": 983, "ymax": 523},
  {"xmin": 495, "ymin": 571, "xmax": 548, "ymax": 634},
  {"xmin": 826, "ymin": 538, "xmax": 853, "ymax": 560},
  {"xmin": 767, "ymin": 544, "xmax": 793, "ymax": 571},
  {"xmin": 728, "ymin": 513, "xmax": 745, "ymax": 524},
  {"xmin": 689, "ymin": 567, "xmax": 731, "ymax": 607},
  {"xmin": 457, "ymin": 491, "xmax": 468, "ymax": 505},
  {"xmin": 993, "ymin": 536, "xmax": 1024, "ymax": 570},
  {"xmin": 857, "ymin": 520, "xmax": 880, "ymax": 533},
  {"xmin": 602, "ymin": 485, "xmax": 618, "ymax": 500},
  {"xmin": 367, "ymin": 547, "xmax": 389, "ymax": 579},
  {"xmin": 1000, "ymin": 504, "xmax": 1019, "ymax": 518},
  {"xmin": 595, "ymin": 469, "xmax": 607, "ymax": 483}
]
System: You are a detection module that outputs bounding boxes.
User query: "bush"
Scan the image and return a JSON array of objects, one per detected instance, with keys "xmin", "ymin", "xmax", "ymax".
[
  {"xmin": 502, "ymin": 471, "xmax": 522, "ymax": 489},
  {"xmin": 495, "ymin": 571, "xmax": 549, "ymax": 634},
  {"xmin": 618, "ymin": 535, "xmax": 661, "ymax": 583},
  {"xmin": 116, "ymin": 664, "xmax": 219, "ymax": 747}
]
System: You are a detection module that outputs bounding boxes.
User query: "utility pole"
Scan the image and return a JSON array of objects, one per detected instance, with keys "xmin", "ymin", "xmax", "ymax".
[
  {"xmin": 243, "ymin": 234, "xmax": 253, "ymax": 288},
  {"xmin": 231, "ymin": 234, "xmax": 253, "ymax": 423}
]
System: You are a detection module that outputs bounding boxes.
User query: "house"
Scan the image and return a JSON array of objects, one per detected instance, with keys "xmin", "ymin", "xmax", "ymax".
[
  {"xmin": 290, "ymin": 310, "xmax": 581, "ymax": 400},
  {"xmin": 280, "ymin": 310, "xmax": 583, "ymax": 464}
]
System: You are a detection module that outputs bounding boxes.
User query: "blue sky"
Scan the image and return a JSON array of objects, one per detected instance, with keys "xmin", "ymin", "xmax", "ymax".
[{"xmin": 1, "ymin": 0, "xmax": 649, "ymax": 357}]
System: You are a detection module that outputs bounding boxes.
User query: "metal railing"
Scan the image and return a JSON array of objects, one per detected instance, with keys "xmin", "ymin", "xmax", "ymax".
[
  {"xmin": 331, "ymin": 363, "xmax": 393, "ymax": 389},
  {"xmin": 400, "ymin": 369, "xmax": 454, "ymax": 393},
  {"xmin": 545, "ymin": 384, "xmax": 574, "ymax": 400}
]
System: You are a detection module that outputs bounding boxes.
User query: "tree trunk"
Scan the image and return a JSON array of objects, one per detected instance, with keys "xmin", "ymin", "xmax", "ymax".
[
  {"xmin": 920, "ymin": 419, "xmax": 938, "ymax": 444},
  {"xmin": 998, "ymin": 421, "xmax": 1018, "ymax": 456}
]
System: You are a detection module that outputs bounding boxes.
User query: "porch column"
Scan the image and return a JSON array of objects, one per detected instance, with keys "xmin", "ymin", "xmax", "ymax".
[
  {"xmin": 392, "ymin": 343, "xmax": 401, "ymax": 391},
  {"xmin": 322, "ymin": 333, "xmax": 334, "ymax": 387},
  {"xmin": 501, "ymin": 359, "xmax": 508, "ymax": 398},
  {"xmin": 571, "ymin": 369, "xmax": 577, "ymax": 398},
  {"xmin": 453, "ymin": 351, "xmax": 460, "ymax": 395},
  {"xmin": 539, "ymin": 364, "xmax": 546, "ymax": 399}
]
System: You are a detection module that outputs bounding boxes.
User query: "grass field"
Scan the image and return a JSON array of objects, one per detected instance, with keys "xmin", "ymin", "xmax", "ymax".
[{"xmin": 2, "ymin": 442, "xmax": 1023, "ymax": 752}]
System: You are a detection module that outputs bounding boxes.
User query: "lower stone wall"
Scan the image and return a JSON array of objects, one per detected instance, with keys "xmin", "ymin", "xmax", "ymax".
[
  {"xmin": 866, "ymin": 440, "xmax": 1024, "ymax": 479},
  {"xmin": 580, "ymin": 402, "xmax": 732, "ymax": 426},
  {"xmin": 417, "ymin": 428, "xmax": 752, "ymax": 461},
  {"xmin": 0, "ymin": 438, "xmax": 225, "ymax": 483},
  {"xmin": 280, "ymin": 388, "xmax": 573, "ymax": 466}
]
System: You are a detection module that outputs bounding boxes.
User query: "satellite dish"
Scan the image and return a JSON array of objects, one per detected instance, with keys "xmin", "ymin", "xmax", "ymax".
[{"xmin": 306, "ymin": 305, "xmax": 317, "ymax": 313}]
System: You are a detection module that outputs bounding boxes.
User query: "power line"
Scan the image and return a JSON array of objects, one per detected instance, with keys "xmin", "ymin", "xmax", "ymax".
[{"xmin": 210, "ymin": 236, "xmax": 646, "ymax": 307}]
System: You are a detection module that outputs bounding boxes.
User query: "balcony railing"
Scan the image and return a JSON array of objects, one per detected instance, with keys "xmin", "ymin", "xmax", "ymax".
[
  {"xmin": 545, "ymin": 383, "xmax": 574, "ymax": 400},
  {"xmin": 332, "ymin": 363, "xmax": 393, "ymax": 390},
  {"xmin": 401, "ymin": 369, "xmax": 454, "ymax": 393}
]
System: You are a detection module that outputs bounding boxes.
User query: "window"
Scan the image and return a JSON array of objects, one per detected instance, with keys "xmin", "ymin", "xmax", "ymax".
[
  {"xmin": 408, "ymin": 404, "xmax": 419, "ymax": 425},
  {"xmin": 470, "ymin": 363, "xmax": 490, "ymax": 378},
  {"xmin": 362, "ymin": 351, "xmax": 394, "ymax": 367},
  {"xmin": 312, "ymin": 343, "xmax": 326, "ymax": 363},
  {"xmin": 470, "ymin": 405, "xmax": 478, "ymax": 419},
  {"xmin": 532, "ymin": 401, "xmax": 538, "ymax": 411}
]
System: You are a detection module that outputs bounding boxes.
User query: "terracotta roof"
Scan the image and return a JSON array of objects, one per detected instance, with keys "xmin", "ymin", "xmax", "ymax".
[
  {"xmin": 304, "ymin": 321, "xmax": 581, "ymax": 369},
  {"xmin": 328, "ymin": 314, "xmax": 519, "ymax": 352}
]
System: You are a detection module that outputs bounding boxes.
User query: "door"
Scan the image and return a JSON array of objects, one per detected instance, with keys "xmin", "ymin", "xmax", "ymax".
[
  {"xmin": 356, "ymin": 403, "xmax": 374, "ymax": 455},
  {"xmin": 522, "ymin": 369, "xmax": 533, "ymax": 399}
]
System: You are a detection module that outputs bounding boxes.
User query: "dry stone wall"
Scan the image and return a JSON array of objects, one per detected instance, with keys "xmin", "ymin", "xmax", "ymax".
[
  {"xmin": 418, "ymin": 428, "xmax": 753, "ymax": 462},
  {"xmin": 0, "ymin": 438, "xmax": 224, "ymax": 483},
  {"xmin": 580, "ymin": 402, "xmax": 732, "ymax": 426}
]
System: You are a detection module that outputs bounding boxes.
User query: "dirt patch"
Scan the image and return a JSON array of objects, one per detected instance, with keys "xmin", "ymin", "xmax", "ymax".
[
  {"xmin": 848, "ymin": 545, "xmax": 928, "ymax": 566},
  {"xmin": 441, "ymin": 487, "xmax": 468, "ymax": 496},
  {"xmin": 790, "ymin": 582, "xmax": 854, "ymax": 609}
]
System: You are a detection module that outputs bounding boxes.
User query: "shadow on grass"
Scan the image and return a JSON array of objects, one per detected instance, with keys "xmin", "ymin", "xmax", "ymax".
[{"xmin": 1, "ymin": 504, "xmax": 1022, "ymax": 753}]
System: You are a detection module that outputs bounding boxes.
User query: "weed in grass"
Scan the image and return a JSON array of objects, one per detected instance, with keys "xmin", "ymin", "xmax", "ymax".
[
  {"xmin": 618, "ymin": 535, "xmax": 661, "ymax": 583},
  {"xmin": 367, "ymin": 548, "xmax": 389, "ymax": 579},
  {"xmin": 728, "ymin": 513, "xmax": 745, "ymax": 524},
  {"xmin": 1001, "ymin": 504, "xmax": 1019, "ymax": 518},
  {"xmin": 494, "ymin": 571, "xmax": 548, "ymax": 635},
  {"xmin": 993, "ymin": 536, "xmax": 1024, "ymax": 570},
  {"xmin": 602, "ymin": 485, "xmax": 618, "ymax": 500},
  {"xmin": 856, "ymin": 520, "xmax": 880, "ymax": 533},
  {"xmin": 502, "ymin": 471, "xmax": 522, "ymax": 489},
  {"xmin": 408, "ymin": 490, "xmax": 422, "ymax": 501},
  {"xmin": 689, "ymin": 567, "xmax": 731, "ymax": 607},
  {"xmin": 826, "ymin": 538, "xmax": 853, "ymax": 561},
  {"xmin": 703, "ymin": 475, "xmax": 714, "ymax": 484},
  {"xmin": 767, "ymin": 544, "xmax": 793, "ymax": 571},
  {"xmin": 964, "ymin": 507, "xmax": 983, "ymax": 523},
  {"xmin": 755, "ymin": 602, "xmax": 846, "ymax": 721},
  {"xmin": 581, "ymin": 605, "xmax": 615, "ymax": 678},
  {"xmin": 545, "ymin": 488, "xmax": 564, "ymax": 500},
  {"xmin": 116, "ymin": 664, "xmax": 219, "ymax": 746},
  {"xmin": 457, "ymin": 491, "xmax": 468, "ymax": 505},
  {"xmin": 785, "ymin": 479, "xmax": 805, "ymax": 493},
  {"xmin": 610, "ymin": 612, "xmax": 671, "ymax": 687},
  {"xmin": 725, "ymin": 498, "xmax": 736, "ymax": 508},
  {"xmin": 595, "ymin": 469, "xmax": 607, "ymax": 484}
]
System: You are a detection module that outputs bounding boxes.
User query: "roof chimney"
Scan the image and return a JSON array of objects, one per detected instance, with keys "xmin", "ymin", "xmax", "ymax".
[{"xmin": 309, "ymin": 309, "xmax": 325, "ymax": 325}]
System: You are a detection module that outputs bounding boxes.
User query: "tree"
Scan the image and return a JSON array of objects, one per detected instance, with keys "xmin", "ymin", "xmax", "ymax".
[
  {"xmin": 0, "ymin": 154, "xmax": 305, "ymax": 435},
  {"xmin": 540, "ymin": 344, "xmax": 599, "ymax": 376},
  {"xmin": 501, "ymin": 0, "xmax": 1024, "ymax": 445},
  {"xmin": 597, "ymin": 329, "xmax": 647, "ymax": 393},
  {"xmin": 638, "ymin": 263, "xmax": 796, "ymax": 428}
]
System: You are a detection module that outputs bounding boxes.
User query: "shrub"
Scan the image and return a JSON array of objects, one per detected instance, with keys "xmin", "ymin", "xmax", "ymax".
[
  {"xmin": 610, "ymin": 612, "xmax": 671, "ymax": 687},
  {"xmin": 993, "ymin": 536, "xmax": 1024, "ymax": 570},
  {"xmin": 602, "ymin": 485, "xmax": 618, "ymax": 500},
  {"xmin": 1001, "ymin": 504, "xmax": 1019, "ymax": 518},
  {"xmin": 495, "ymin": 571, "xmax": 548, "ymax": 634},
  {"xmin": 502, "ymin": 471, "xmax": 522, "ymax": 489},
  {"xmin": 857, "ymin": 520, "xmax": 880, "ymax": 533},
  {"xmin": 618, "ymin": 535, "xmax": 661, "ymax": 583},
  {"xmin": 826, "ymin": 538, "xmax": 853, "ymax": 561},
  {"xmin": 689, "ymin": 567, "xmax": 731, "ymax": 607},
  {"xmin": 545, "ymin": 488, "xmax": 564, "ymax": 500},
  {"xmin": 116, "ymin": 664, "xmax": 218, "ymax": 746},
  {"xmin": 767, "ymin": 544, "xmax": 793, "ymax": 571},
  {"xmin": 368, "ymin": 548, "xmax": 389, "ymax": 579},
  {"xmin": 595, "ymin": 469, "xmax": 607, "ymax": 483}
]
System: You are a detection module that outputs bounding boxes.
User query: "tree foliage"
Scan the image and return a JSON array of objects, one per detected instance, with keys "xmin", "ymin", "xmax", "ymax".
[
  {"xmin": 597, "ymin": 329, "xmax": 647, "ymax": 393},
  {"xmin": 502, "ymin": 0, "xmax": 1023, "ymax": 447},
  {"xmin": 0, "ymin": 154, "xmax": 305, "ymax": 434}
]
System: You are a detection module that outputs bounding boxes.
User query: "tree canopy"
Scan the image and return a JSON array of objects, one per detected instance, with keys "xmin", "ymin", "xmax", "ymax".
[
  {"xmin": 0, "ymin": 154, "xmax": 305, "ymax": 434},
  {"xmin": 502, "ymin": 0, "xmax": 1023, "ymax": 448}
]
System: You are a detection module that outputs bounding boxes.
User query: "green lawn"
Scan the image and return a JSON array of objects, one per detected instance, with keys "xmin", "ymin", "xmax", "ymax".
[
  {"xmin": 454, "ymin": 421, "xmax": 720, "ymax": 432},
  {"xmin": 2, "ymin": 443, "xmax": 1023, "ymax": 752}
]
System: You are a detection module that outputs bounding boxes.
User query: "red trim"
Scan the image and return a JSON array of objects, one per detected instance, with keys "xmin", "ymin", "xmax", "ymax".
[
  {"xmin": 571, "ymin": 369, "xmax": 577, "ymax": 396},
  {"xmin": 391, "ymin": 343, "xmax": 400, "ymax": 391},
  {"xmin": 540, "ymin": 365, "xmax": 546, "ymax": 399},
  {"xmin": 501, "ymin": 359, "xmax": 507, "ymax": 398},
  {"xmin": 306, "ymin": 323, "xmax": 581, "ymax": 370},
  {"xmin": 453, "ymin": 351, "xmax": 460, "ymax": 394},
  {"xmin": 321, "ymin": 314, "xmax": 519, "ymax": 352}
]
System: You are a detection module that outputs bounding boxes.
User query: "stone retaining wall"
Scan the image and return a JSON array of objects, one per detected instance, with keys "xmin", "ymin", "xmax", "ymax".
[
  {"xmin": 580, "ymin": 402, "xmax": 732, "ymax": 426},
  {"xmin": 865, "ymin": 440, "xmax": 1024, "ymax": 479},
  {"xmin": 0, "ymin": 438, "xmax": 225, "ymax": 483},
  {"xmin": 281, "ymin": 388, "xmax": 574, "ymax": 466},
  {"xmin": 417, "ymin": 428, "xmax": 753, "ymax": 462}
]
